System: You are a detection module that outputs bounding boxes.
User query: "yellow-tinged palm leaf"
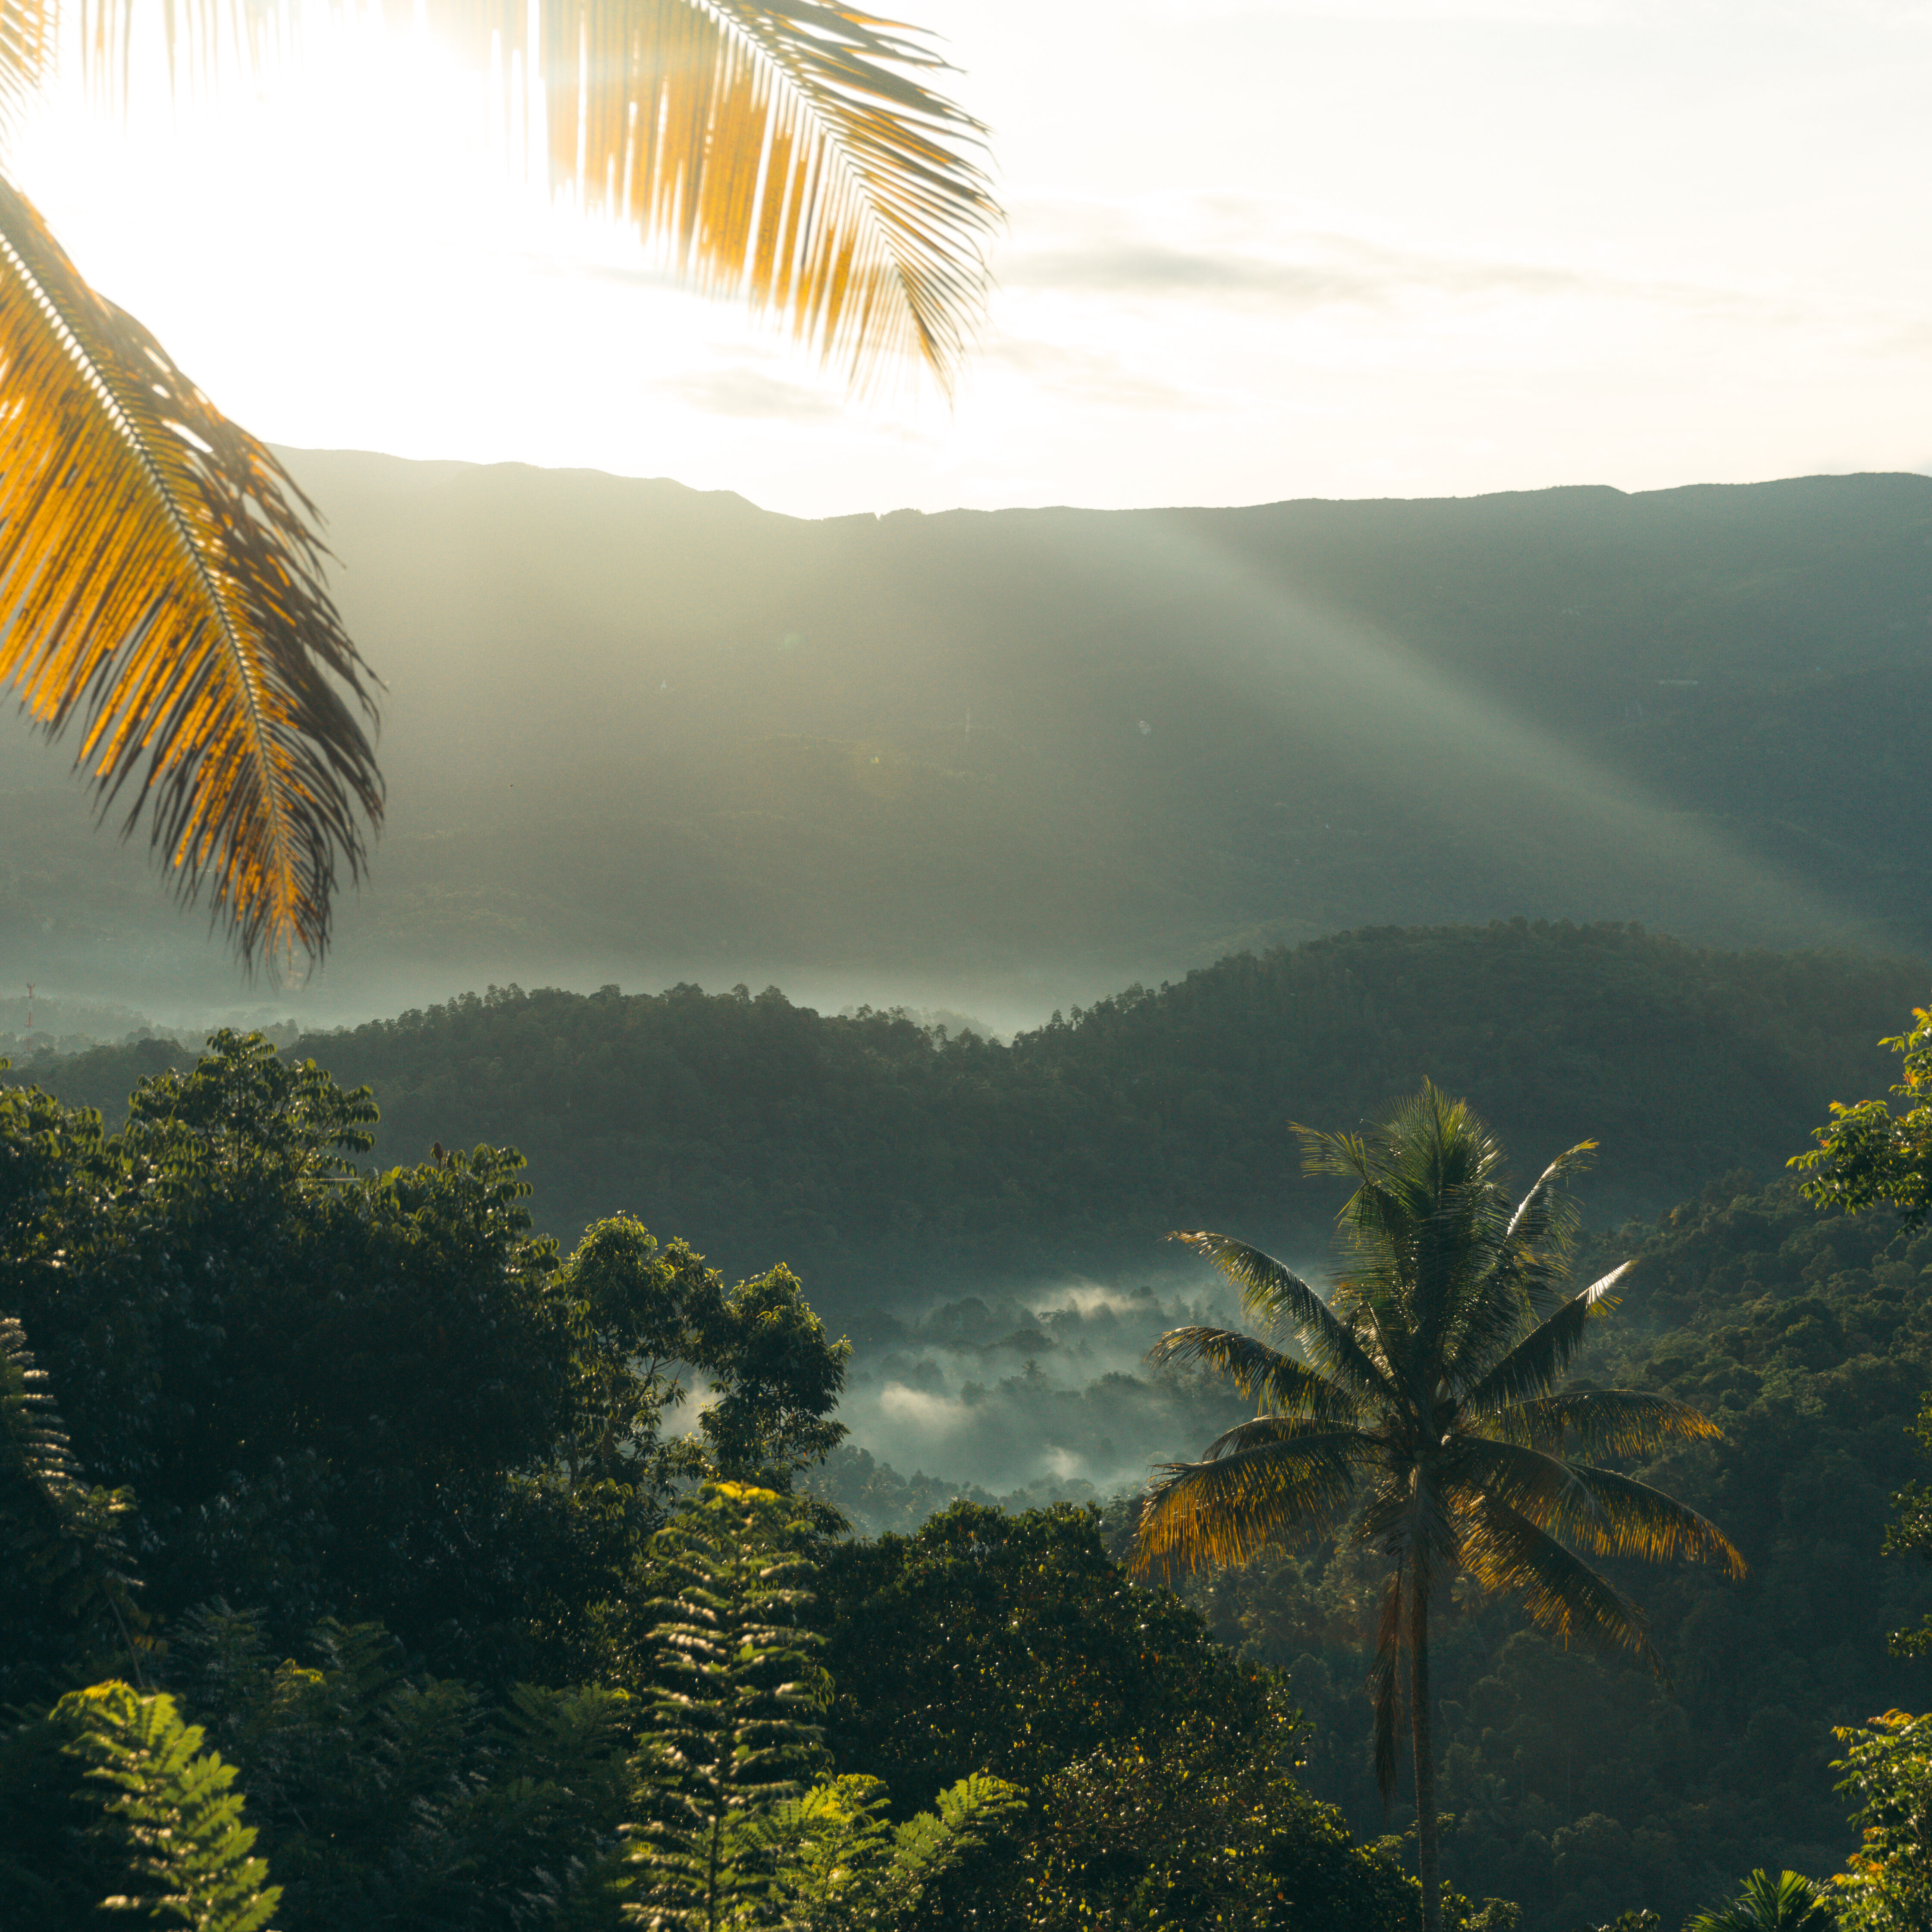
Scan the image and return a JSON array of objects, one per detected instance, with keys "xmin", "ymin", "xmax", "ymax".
[
  {"xmin": 0, "ymin": 175, "xmax": 383, "ymax": 971},
  {"xmin": 1461, "ymin": 1496, "xmax": 1660, "ymax": 1665},
  {"xmin": 1490, "ymin": 1389, "xmax": 1723, "ymax": 1460},
  {"xmin": 1131, "ymin": 1424, "xmax": 1372, "ymax": 1582},
  {"xmin": 0, "ymin": 0, "xmax": 52, "ymax": 129},
  {"xmin": 516, "ymin": 0, "xmax": 995, "ymax": 390},
  {"xmin": 1530, "ymin": 1459, "xmax": 1746, "ymax": 1580},
  {"xmin": 75, "ymin": 0, "xmax": 994, "ymax": 389}
]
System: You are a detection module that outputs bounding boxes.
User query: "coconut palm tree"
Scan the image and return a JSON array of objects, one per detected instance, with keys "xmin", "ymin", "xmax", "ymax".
[
  {"xmin": 1685, "ymin": 1869, "xmax": 1837, "ymax": 1932},
  {"xmin": 1130, "ymin": 1083, "xmax": 1745, "ymax": 1932},
  {"xmin": 0, "ymin": 0, "xmax": 995, "ymax": 973}
]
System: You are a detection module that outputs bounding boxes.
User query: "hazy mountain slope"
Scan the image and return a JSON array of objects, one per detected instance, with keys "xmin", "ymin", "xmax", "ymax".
[
  {"xmin": 0, "ymin": 457, "xmax": 1925, "ymax": 1019},
  {"xmin": 17, "ymin": 922, "xmax": 1921, "ymax": 1323}
]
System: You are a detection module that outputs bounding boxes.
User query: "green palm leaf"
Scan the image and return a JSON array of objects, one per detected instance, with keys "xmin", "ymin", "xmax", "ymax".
[
  {"xmin": 1170, "ymin": 1231, "xmax": 1393, "ymax": 1404},
  {"xmin": 1457, "ymin": 1262, "xmax": 1632, "ymax": 1409},
  {"xmin": 1147, "ymin": 1325, "xmax": 1363, "ymax": 1424},
  {"xmin": 1492, "ymin": 1388, "xmax": 1723, "ymax": 1459}
]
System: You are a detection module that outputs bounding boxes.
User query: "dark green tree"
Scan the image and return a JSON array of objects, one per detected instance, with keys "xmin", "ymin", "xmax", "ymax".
[
  {"xmin": 1132, "ymin": 1085, "xmax": 1744, "ymax": 1932},
  {"xmin": 1684, "ymin": 1869, "xmax": 1837, "ymax": 1931},
  {"xmin": 819, "ymin": 1500, "xmax": 1486, "ymax": 1930}
]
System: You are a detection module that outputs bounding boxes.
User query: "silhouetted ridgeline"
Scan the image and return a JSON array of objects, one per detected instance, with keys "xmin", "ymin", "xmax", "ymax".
[
  {"xmin": 3, "ymin": 461, "xmax": 1931, "ymax": 1013},
  {"xmin": 17, "ymin": 922, "xmax": 1922, "ymax": 1323}
]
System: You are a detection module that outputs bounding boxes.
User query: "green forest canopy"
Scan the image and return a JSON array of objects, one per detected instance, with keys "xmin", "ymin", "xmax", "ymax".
[{"xmin": 13, "ymin": 921, "xmax": 1922, "ymax": 1325}]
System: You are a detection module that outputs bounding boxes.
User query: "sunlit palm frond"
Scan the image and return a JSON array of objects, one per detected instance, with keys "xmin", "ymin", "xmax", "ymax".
[
  {"xmin": 0, "ymin": 176, "xmax": 383, "ymax": 970},
  {"xmin": 456, "ymin": 0, "xmax": 996, "ymax": 391},
  {"xmin": 1499, "ymin": 1143, "xmax": 1593, "ymax": 1285},
  {"xmin": 1170, "ymin": 1231, "xmax": 1394, "ymax": 1403},
  {"xmin": 1492, "ymin": 1389, "xmax": 1723, "ymax": 1460},
  {"xmin": 1537, "ymin": 1462, "xmax": 1746, "ymax": 1580},
  {"xmin": 1130, "ymin": 1427, "xmax": 1369, "ymax": 1582},
  {"xmin": 1198, "ymin": 1411, "xmax": 1372, "ymax": 1464},
  {"xmin": 1148, "ymin": 1324, "xmax": 1362, "ymax": 1424},
  {"xmin": 1461, "ymin": 1498, "xmax": 1659, "ymax": 1665},
  {"xmin": 1456, "ymin": 1262, "xmax": 1631, "ymax": 1410},
  {"xmin": 74, "ymin": 0, "xmax": 996, "ymax": 390},
  {"xmin": 0, "ymin": 0, "xmax": 53, "ymax": 129}
]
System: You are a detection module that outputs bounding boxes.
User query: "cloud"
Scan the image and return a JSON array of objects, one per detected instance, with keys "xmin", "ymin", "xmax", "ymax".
[
  {"xmin": 664, "ymin": 367, "xmax": 843, "ymax": 422},
  {"xmin": 1001, "ymin": 233, "xmax": 1622, "ymax": 313}
]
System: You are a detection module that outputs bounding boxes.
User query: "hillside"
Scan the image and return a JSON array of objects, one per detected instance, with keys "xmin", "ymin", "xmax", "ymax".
[
  {"xmin": 0, "ymin": 458, "xmax": 1927, "ymax": 1021},
  {"xmin": 19, "ymin": 921, "xmax": 1924, "ymax": 1327}
]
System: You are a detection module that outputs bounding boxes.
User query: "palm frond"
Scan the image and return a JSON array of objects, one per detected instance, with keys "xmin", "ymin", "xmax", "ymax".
[
  {"xmin": 459, "ymin": 0, "xmax": 995, "ymax": 391},
  {"xmin": 1456, "ymin": 1262, "xmax": 1631, "ymax": 1411},
  {"xmin": 1171, "ymin": 1231, "xmax": 1393, "ymax": 1403},
  {"xmin": 0, "ymin": 0, "xmax": 53, "ymax": 130},
  {"xmin": 0, "ymin": 175, "xmax": 383, "ymax": 971},
  {"xmin": 1499, "ymin": 1142, "xmax": 1593, "ymax": 1289},
  {"xmin": 1129, "ymin": 1427, "xmax": 1370, "ymax": 1582},
  {"xmin": 72, "ymin": 0, "xmax": 996, "ymax": 390},
  {"xmin": 1147, "ymin": 1325, "xmax": 1362, "ymax": 1424},
  {"xmin": 1493, "ymin": 1389, "xmax": 1723, "ymax": 1460},
  {"xmin": 1539, "ymin": 1461, "xmax": 1746, "ymax": 1579},
  {"xmin": 1461, "ymin": 1498, "xmax": 1660, "ymax": 1667}
]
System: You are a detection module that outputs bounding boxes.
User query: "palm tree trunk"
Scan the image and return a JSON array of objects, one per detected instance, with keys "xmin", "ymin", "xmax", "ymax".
[{"xmin": 1410, "ymin": 1580, "xmax": 1440, "ymax": 1932}]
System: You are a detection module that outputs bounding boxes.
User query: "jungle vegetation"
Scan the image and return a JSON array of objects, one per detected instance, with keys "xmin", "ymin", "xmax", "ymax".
[
  {"xmin": 7, "ymin": 952, "xmax": 1932, "ymax": 1929},
  {"xmin": 9, "ymin": 920, "xmax": 1922, "ymax": 1326}
]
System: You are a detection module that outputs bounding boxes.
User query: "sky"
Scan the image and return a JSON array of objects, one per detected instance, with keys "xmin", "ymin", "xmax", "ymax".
[{"xmin": 13, "ymin": 0, "xmax": 1932, "ymax": 519}]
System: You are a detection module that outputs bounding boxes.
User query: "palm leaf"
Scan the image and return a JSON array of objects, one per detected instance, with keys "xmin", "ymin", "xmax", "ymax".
[
  {"xmin": 1492, "ymin": 1389, "xmax": 1723, "ymax": 1460},
  {"xmin": 1129, "ymin": 1427, "xmax": 1371, "ymax": 1581},
  {"xmin": 0, "ymin": 175, "xmax": 383, "ymax": 971},
  {"xmin": 1147, "ymin": 1325, "xmax": 1362, "ymax": 1424},
  {"xmin": 437, "ymin": 0, "xmax": 996, "ymax": 390},
  {"xmin": 1456, "ymin": 1262, "xmax": 1631, "ymax": 1411},
  {"xmin": 77, "ymin": 0, "xmax": 995, "ymax": 389},
  {"xmin": 1543, "ymin": 1460, "xmax": 1746, "ymax": 1579},
  {"xmin": 1447, "ymin": 1438, "xmax": 1743, "ymax": 1578},
  {"xmin": 1171, "ymin": 1231, "xmax": 1393, "ymax": 1404},
  {"xmin": 0, "ymin": 0, "xmax": 52, "ymax": 128},
  {"xmin": 1460, "ymin": 1497, "xmax": 1660, "ymax": 1667}
]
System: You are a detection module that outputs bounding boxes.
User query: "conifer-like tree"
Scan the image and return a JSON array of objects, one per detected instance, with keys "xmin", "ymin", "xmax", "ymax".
[{"xmin": 628, "ymin": 1482, "xmax": 828, "ymax": 1931}]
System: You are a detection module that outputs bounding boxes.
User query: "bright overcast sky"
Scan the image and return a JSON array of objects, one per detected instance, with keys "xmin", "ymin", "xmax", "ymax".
[{"xmin": 14, "ymin": 0, "xmax": 1932, "ymax": 517}]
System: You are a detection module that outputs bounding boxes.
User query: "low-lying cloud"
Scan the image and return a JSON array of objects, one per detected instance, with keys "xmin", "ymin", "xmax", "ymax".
[{"xmin": 811, "ymin": 1270, "xmax": 1331, "ymax": 1535}]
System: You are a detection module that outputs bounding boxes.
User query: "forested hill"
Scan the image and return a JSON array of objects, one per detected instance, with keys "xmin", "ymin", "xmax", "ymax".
[
  {"xmin": 22, "ymin": 922, "xmax": 1923, "ymax": 1323},
  {"xmin": 0, "ymin": 457, "xmax": 1928, "ymax": 1018}
]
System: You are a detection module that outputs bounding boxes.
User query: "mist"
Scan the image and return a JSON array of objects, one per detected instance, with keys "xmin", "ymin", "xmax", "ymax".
[
  {"xmin": 3, "ymin": 456, "xmax": 1929, "ymax": 1043},
  {"xmin": 812, "ymin": 1265, "xmax": 1336, "ymax": 1534}
]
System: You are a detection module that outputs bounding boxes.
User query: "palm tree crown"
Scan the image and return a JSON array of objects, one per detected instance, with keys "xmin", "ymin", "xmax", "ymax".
[{"xmin": 1131, "ymin": 1083, "xmax": 1744, "ymax": 1932}]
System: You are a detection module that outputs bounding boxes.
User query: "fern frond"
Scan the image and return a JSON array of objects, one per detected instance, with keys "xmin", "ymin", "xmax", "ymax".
[
  {"xmin": 0, "ymin": 1317, "xmax": 144, "ymax": 1678},
  {"xmin": 56, "ymin": 1679, "xmax": 282, "ymax": 1932}
]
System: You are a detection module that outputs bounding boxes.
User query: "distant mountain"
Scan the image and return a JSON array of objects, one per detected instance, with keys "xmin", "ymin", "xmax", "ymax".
[{"xmin": 0, "ymin": 457, "xmax": 1926, "ymax": 1019}]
